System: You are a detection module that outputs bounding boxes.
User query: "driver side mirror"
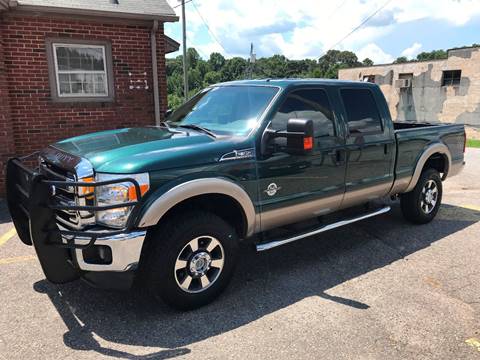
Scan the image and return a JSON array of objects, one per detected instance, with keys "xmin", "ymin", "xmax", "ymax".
[
  {"xmin": 165, "ymin": 108, "xmax": 173, "ymax": 118},
  {"xmin": 262, "ymin": 118, "xmax": 314, "ymax": 156}
]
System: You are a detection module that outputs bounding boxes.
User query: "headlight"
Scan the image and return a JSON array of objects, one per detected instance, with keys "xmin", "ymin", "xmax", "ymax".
[{"xmin": 95, "ymin": 173, "xmax": 150, "ymax": 229}]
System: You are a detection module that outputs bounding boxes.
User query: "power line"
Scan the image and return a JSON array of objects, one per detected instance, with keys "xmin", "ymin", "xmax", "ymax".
[
  {"xmin": 173, "ymin": 0, "xmax": 193, "ymax": 9},
  {"xmin": 190, "ymin": 0, "xmax": 230, "ymax": 55},
  {"xmin": 328, "ymin": 0, "xmax": 394, "ymax": 51}
]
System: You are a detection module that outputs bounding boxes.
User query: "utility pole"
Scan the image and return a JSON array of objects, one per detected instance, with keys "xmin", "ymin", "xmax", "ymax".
[{"xmin": 181, "ymin": 0, "xmax": 188, "ymax": 101}]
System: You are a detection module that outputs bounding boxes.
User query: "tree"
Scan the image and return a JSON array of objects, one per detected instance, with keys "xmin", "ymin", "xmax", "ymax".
[
  {"xmin": 187, "ymin": 48, "xmax": 201, "ymax": 69},
  {"xmin": 220, "ymin": 57, "xmax": 248, "ymax": 82},
  {"xmin": 416, "ymin": 50, "xmax": 447, "ymax": 61},
  {"xmin": 204, "ymin": 71, "xmax": 222, "ymax": 85},
  {"xmin": 208, "ymin": 52, "xmax": 226, "ymax": 72},
  {"xmin": 393, "ymin": 56, "xmax": 409, "ymax": 64},
  {"xmin": 362, "ymin": 58, "xmax": 374, "ymax": 66},
  {"xmin": 318, "ymin": 50, "xmax": 361, "ymax": 79}
]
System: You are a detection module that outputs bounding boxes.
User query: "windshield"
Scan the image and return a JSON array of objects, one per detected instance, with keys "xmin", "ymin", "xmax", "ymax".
[{"xmin": 167, "ymin": 86, "xmax": 279, "ymax": 136}]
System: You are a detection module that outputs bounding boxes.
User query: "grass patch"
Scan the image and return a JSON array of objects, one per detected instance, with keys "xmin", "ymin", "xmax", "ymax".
[{"xmin": 466, "ymin": 139, "xmax": 480, "ymax": 148}]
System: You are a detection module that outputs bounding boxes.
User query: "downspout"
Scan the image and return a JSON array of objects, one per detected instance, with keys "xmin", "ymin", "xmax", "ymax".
[{"xmin": 151, "ymin": 20, "xmax": 161, "ymax": 126}]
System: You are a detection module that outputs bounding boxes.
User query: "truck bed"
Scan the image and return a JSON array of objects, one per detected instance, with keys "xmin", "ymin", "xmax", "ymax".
[{"xmin": 393, "ymin": 122, "xmax": 465, "ymax": 189}]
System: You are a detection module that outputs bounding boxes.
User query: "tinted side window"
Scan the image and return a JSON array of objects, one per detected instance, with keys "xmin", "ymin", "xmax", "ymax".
[
  {"xmin": 340, "ymin": 89, "xmax": 382, "ymax": 134},
  {"xmin": 271, "ymin": 89, "xmax": 335, "ymax": 137}
]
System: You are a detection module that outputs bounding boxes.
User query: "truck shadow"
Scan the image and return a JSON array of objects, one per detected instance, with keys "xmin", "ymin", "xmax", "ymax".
[{"xmin": 33, "ymin": 203, "xmax": 479, "ymax": 359}]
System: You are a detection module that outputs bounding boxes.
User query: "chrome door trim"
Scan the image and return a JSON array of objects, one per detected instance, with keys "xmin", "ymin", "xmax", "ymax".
[
  {"xmin": 340, "ymin": 182, "xmax": 391, "ymax": 210},
  {"xmin": 259, "ymin": 193, "xmax": 344, "ymax": 232}
]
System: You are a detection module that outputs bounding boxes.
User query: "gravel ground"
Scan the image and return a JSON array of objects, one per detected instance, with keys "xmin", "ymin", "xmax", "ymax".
[{"xmin": 0, "ymin": 149, "xmax": 479, "ymax": 360}]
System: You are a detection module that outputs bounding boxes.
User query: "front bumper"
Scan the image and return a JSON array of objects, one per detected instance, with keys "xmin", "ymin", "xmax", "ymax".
[
  {"xmin": 6, "ymin": 156, "xmax": 146, "ymax": 286},
  {"xmin": 65, "ymin": 229, "xmax": 146, "ymax": 272}
]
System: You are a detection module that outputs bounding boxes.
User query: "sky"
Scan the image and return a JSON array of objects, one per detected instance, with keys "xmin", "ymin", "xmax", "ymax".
[{"xmin": 164, "ymin": 0, "xmax": 480, "ymax": 64}]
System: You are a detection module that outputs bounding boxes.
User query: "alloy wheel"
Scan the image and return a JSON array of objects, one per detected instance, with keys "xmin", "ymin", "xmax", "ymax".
[{"xmin": 174, "ymin": 236, "xmax": 225, "ymax": 293}]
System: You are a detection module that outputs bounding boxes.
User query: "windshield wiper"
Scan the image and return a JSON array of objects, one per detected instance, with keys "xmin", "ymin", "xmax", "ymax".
[{"xmin": 177, "ymin": 124, "xmax": 217, "ymax": 138}]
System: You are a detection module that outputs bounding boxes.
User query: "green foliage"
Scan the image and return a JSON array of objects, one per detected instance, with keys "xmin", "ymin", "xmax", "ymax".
[
  {"xmin": 466, "ymin": 139, "xmax": 480, "ymax": 148},
  {"xmin": 416, "ymin": 49, "xmax": 447, "ymax": 61},
  {"xmin": 362, "ymin": 58, "xmax": 374, "ymax": 66},
  {"xmin": 393, "ymin": 56, "xmax": 409, "ymax": 64}
]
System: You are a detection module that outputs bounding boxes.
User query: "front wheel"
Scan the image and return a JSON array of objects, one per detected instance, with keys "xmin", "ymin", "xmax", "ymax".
[
  {"xmin": 143, "ymin": 211, "xmax": 239, "ymax": 310},
  {"xmin": 400, "ymin": 168, "xmax": 443, "ymax": 224}
]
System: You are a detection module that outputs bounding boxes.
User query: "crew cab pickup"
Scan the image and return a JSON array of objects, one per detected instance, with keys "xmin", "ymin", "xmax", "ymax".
[{"xmin": 6, "ymin": 79, "xmax": 466, "ymax": 310}]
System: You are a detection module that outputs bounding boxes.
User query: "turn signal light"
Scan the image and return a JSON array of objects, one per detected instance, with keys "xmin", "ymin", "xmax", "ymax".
[
  {"xmin": 303, "ymin": 136, "xmax": 313, "ymax": 150},
  {"xmin": 128, "ymin": 184, "xmax": 150, "ymax": 201},
  {"xmin": 78, "ymin": 177, "xmax": 95, "ymax": 197}
]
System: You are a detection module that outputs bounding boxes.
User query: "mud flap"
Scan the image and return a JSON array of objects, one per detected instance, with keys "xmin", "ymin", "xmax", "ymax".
[{"xmin": 6, "ymin": 159, "xmax": 80, "ymax": 284}]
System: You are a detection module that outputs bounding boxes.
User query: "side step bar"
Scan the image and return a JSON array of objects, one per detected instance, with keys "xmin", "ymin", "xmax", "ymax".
[{"xmin": 256, "ymin": 206, "xmax": 391, "ymax": 252}]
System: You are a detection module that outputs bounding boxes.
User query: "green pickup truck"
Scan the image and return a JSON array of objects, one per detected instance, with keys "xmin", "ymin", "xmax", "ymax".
[{"xmin": 6, "ymin": 79, "xmax": 465, "ymax": 310}]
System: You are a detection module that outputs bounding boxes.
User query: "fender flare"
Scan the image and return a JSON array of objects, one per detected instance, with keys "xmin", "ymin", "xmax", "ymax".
[
  {"xmin": 404, "ymin": 143, "xmax": 451, "ymax": 193},
  {"xmin": 137, "ymin": 178, "xmax": 257, "ymax": 237}
]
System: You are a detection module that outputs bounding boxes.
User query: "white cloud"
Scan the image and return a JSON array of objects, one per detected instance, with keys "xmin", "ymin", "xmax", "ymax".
[
  {"xmin": 165, "ymin": 0, "xmax": 480, "ymax": 59},
  {"xmin": 401, "ymin": 42, "xmax": 422, "ymax": 59},
  {"xmin": 357, "ymin": 43, "xmax": 394, "ymax": 64}
]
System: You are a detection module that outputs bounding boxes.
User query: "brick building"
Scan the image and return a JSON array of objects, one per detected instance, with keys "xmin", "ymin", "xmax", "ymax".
[
  {"xmin": 339, "ymin": 47, "xmax": 480, "ymax": 127},
  {"xmin": 0, "ymin": 0, "xmax": 179, "ymax": 194}
]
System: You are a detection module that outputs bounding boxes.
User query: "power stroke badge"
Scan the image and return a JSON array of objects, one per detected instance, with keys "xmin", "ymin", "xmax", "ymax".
[{"xmin": 265, "ymin": 183, "xmax": 281, "ymax": 197}]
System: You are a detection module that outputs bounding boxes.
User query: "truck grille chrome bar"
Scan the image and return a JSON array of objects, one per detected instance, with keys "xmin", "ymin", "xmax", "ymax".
[{"xmin": 7, "ymin": 156, "xmax": 143, "ymax": 250}]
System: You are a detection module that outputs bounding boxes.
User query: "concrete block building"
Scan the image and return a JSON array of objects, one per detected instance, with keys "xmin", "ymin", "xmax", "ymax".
[{"xmin": 339, "ymin": 47, "xmax": 480, "ymax": 126}]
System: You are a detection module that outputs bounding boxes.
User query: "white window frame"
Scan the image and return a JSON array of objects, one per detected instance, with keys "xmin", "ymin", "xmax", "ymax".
[
  {"xmin": 46, "ymin": 38, "xmax": 114, "ymax": 103},
  {"xmin": 52, "ymin": 43, "xmax": 109, "ymax": 98}
]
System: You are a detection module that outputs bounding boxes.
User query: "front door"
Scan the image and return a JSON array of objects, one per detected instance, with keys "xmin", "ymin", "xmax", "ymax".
[{"xmin": 256, "ymin": 87, "xmax": 346, "ymax": 231}]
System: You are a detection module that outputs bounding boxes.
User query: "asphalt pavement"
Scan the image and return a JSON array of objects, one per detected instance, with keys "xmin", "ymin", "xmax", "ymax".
[{"xmin": 0, "ymin": 149, "xmax": 479, "ymax": 360}]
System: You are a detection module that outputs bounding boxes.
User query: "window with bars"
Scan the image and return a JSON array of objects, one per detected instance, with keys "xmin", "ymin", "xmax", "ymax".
[
  {"xmin": 442, "ymin": 70, "xmax": 462, "ymax": 87},
  {"xmin": 47, "ymin": 39, "xmax": 114, "ymax": 102}
]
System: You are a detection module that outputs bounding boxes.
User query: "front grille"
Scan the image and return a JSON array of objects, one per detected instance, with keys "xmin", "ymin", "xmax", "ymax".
[{"xmin": 39, "ymin": 158, "xmax": 96, "ymax": 230}]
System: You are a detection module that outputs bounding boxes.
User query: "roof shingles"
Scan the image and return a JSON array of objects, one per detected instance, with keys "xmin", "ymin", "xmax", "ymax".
[{"xmin": 13, "ymin": 0, "xmax": 177, "ymax": 20}]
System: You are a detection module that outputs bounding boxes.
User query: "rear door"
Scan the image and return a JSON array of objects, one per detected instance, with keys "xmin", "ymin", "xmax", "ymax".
[
  {"xmin": 338, "ymin": 87, "xmax": 395, "ymax": 208},
  {"xmin": 256, "ymin": 87, "xmax": 346, "ymax": 230}
]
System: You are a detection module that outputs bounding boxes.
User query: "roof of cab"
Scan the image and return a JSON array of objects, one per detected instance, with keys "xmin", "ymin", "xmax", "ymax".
[{"xmin": 216, "ymin": 78, "xmax": 377, "ymax": 89}]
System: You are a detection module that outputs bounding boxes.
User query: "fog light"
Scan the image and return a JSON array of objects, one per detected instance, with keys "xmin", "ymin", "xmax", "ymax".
[{"xmin": 82, "ymin": 245, "xmax": 112, "ymax": 265}]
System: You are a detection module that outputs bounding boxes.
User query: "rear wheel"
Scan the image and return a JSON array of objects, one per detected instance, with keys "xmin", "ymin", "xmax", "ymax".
[
  {"xmin": 143, "ymin": 211, "xmax": 238, "ymax": 310},
  {"xmin": 401, "ymin": 168, "xmax": 443, "ymax": 224}
]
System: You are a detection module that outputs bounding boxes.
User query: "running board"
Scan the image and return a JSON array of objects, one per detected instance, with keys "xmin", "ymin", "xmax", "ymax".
[{"xmin": 256, "ymin": 206, "xmax": 391, "ymax": 252}]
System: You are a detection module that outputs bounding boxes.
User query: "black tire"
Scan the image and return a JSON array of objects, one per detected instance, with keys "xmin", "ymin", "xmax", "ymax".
[
  {"xmin": 400, "ymin": 168, "xmax": 443, "ymax": 224},
  {"xmin": 142, "ymin": 211, "xmax": 239, "ymax": 310}
]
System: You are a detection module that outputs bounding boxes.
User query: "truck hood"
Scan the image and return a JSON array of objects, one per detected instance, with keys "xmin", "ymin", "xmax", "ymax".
[{"xmin": 52, "ymin": 127, "xmax": 235, "ymax": 173}]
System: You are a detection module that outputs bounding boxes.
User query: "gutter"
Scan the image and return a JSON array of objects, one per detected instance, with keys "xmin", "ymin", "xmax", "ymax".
[{"xmin": 151, "ymin": 20, "xmax": 161, "ymax": 126}]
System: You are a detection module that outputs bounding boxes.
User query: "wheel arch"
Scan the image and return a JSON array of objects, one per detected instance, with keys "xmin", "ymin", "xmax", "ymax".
[
  {"xmin": 405, "ymin": 143, "xmax": 451, "ymax": 193},
  {"xmin": 137, "ymin": 178, "xmax": 256, "ymax": 238}
]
